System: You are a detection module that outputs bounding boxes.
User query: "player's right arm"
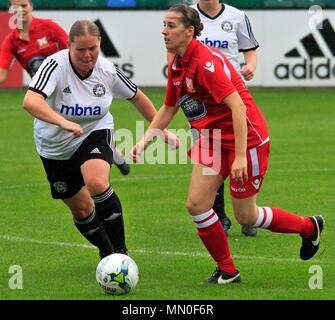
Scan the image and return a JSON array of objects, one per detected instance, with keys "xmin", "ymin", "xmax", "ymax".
[
  {"xmin": 22, "ymin": 90, "xmax": 83, "ymax": 137},
  {"xmin": 0, "ymin": 68, "xmax": 9, "ymax": 84},
  {"xmin": 0, "ymin": 35, "xmax": 15, "ymax": 84},
  {"xmin": 23, "ymin": 54, "xmax": 83, "ymax": 136},
  {"xmin": 130, "ymin": 104, "xmax": 179, "ymax": 162}
]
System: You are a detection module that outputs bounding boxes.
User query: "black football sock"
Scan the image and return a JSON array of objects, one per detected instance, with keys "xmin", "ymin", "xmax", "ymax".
[
  {"xmin": 93, "ymin": 186, "xmax": 128, "ymax": 253},
  {"xmin": 74, "ymin": 209, "xmax": 113, "ymax": 258},
  {"xmin": 212, "ymin": 184, "xmax": 228, "ymax": 220}
]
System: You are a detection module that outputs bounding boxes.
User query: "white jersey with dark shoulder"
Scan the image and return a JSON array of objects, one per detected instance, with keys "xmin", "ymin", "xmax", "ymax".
[
  {"xmin": 190, "ymin": 3, "xmax": 259, "ymax": 73},
  {"xmin": 28, "ymin": 49, "xmax": 137, "ymax": 160}
]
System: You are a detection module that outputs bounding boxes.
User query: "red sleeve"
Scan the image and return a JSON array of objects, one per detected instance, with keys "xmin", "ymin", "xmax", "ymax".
[
  {"xmin": 48, "ymin": 20, "xmax": 68, "ymax": 49},
  {"xmin": 0, "ymin": 33, "xmax": 15, "ymax": 70},
  {"xmin": 197, "ymin": 56, "xmax": 237, "ymax": 104},
  {"xmin": 164, "ymin": 63, "xmax": 177, "ymax": 106}
]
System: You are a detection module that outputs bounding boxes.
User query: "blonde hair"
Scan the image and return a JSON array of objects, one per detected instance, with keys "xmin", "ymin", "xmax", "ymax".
[{"xmin": 69, "ymin": 20, "xmax": 100, "ymax": 42}]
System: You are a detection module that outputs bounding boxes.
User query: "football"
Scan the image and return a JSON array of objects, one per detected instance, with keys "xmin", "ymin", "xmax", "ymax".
[{"xmin": 96, "ymin": 253, "xmax": 139, "ymax": 295}]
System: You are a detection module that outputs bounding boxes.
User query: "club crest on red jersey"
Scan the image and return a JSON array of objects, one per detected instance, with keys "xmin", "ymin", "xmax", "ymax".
[
  {"xmin": 37, "ymin": 37, "xmax": 49, "ymax": 49},
  {"xmin": 185, "ymin": 77, "xmax": 196, "ymax": 93}
]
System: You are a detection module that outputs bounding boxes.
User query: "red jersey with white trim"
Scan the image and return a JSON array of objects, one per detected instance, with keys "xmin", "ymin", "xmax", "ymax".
[
  {"xmin": 164, "ymin": 39, "xmax": 268, "ymax": 149},
  {"xmin": 0, "ymin": 17, "xmax": 68, "ymax": 77}
]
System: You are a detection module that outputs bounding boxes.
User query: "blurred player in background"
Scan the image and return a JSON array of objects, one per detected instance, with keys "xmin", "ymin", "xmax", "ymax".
[
  {"xmin": 190, "ymin": 0, "xmax": 259, "ymax": 236},
  {"xmin": 0, "ymin": 0, "xmax": 130, "ymax": 175},
  {"xmin": 131, "ymin": 4, "xmax": 325, "ymax": 284},
  {"xmin": 22, "ymin": 20, "xmax": 179, "ymax": 259},
  {"xmin": 0, "ymin": 0, "xmax": 68, "ymax": 81}
]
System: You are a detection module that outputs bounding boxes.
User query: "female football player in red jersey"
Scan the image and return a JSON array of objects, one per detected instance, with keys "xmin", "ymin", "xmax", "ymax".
[
  {"xmin": 131, "ymin": 4, "xmax": 325, "ymax": 284},
  {"xmin": 0, "ymin": 0, "xmax": 68, "ymax": 82}
]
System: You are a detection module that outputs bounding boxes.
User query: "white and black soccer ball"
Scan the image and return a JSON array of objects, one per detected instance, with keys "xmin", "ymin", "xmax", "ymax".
[{"xmin": 96, "ymin": 253, "xmax": 139, "ymax": 295}]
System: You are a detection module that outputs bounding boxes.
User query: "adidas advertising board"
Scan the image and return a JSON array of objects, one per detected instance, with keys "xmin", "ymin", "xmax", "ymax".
[
  {"xmin": 264, "ymin": 13, "xmax": 335, "ymax": 86},
  {"xmin": 13, "ymin": 9, "xmax": 335, "ymax": 87}
]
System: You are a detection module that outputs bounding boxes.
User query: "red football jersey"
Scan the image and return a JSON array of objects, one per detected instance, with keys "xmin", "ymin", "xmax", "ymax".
[
  {"xmin": 0, "ymin": 17, "xmax": 68, "ymax": 77},
  {"xmin": 165, "ymin": 39, "xmax": 268, "ymax": 149}
]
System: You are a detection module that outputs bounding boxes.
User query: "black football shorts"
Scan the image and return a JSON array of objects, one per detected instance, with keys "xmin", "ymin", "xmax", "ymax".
[{"xmin": 40, "ymin": 129, "xmax": 114, "ymax": 199}]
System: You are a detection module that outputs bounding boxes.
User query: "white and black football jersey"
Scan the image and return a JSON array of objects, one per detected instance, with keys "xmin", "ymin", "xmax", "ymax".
[
  {"xmin": 190, "ymin": 3, "xmax": 259, "ymax": 73},
  {"xmin": 28, "ymin": 49, "xmax": 137, "ymax": 160}
]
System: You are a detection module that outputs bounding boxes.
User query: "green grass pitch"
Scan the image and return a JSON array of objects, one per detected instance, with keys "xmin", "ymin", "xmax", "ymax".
[{"xmin": 0, "ymin": 87, "xmax": 334, "ymax": 300}]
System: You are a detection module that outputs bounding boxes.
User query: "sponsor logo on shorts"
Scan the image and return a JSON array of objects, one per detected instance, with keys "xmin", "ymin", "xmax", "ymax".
[
  {"xmin": 231, "ymin": 186, "xmax": 246, "ymax": 193},
  {"xmin": 90, "ymin": 147, "xmax": 101, "ymax": 154},
  {"xmin": 53, "ymin": 181, "xmax": 68, "ymax": 193}
]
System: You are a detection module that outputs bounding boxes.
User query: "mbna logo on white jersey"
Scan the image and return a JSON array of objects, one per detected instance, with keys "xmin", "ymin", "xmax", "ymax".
[
  {"xmin": 60, "ymin": 104, "xmax": 101, "ymax": 116},
  {"xmin": 275, "ymin": 19, "xmax": 335, "ymax": 80},
  {"xmin": 201, "ymin": 37, "xmax": 228, "ymax": 49}
]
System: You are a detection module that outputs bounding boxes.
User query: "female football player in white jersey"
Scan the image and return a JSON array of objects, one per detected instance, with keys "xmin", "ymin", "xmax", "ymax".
[
  {"xmin": 190, "ymin": 0, "xmax": 259, "ymax": 236},
  {"xmin": 22, "ymin": 20, "xmax": 179, "ymax": 260}
]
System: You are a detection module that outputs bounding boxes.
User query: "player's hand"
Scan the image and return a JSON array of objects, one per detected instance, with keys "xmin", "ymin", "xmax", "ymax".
[
  {"xmin": 130, "ymin": 139, "xmax": 146, "ymax": 163},
  {"xmin": 59, "ymin": 119, "xmax": 83, "ymax": 137},
  {"xmin": 231, "ymin": 155, "xmax": 248, "ymax": 186},
  {"xmin": 241, "ymin": 64, "xmax": 255, "ymax": 81},
  {"xmin": 163, "ymin": 130, "xmax": 180, "ymax": 150}
]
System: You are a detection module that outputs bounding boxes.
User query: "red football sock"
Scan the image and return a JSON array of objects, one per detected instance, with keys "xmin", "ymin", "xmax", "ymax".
[
  {"xmin": 193, "ymin": 209, "xmax": 237, "ymax": 274},
  {"xmin": 254, "ymin": 207, "xmax": 314, "ymax": 237}
]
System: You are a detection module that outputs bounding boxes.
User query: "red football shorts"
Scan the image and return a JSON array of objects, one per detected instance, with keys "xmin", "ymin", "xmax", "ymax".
[{"xmin": 188, "ymin": 136, "xmax": 270, "ymax": 199}]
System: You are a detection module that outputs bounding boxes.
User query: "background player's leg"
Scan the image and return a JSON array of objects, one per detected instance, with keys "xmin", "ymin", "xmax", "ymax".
[
  {"xmin": 113, "ymin": 147, "xmax": 130, "ymax": 176},
  {"xmin": 212, "ymin": 183, "xmax": 232, "ymax": 235}
]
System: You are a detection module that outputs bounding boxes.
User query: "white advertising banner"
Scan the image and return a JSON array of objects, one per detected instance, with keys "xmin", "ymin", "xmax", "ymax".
[{"xmin": 29, "ymin": 9, "xmax": 335, "ymax": 87}]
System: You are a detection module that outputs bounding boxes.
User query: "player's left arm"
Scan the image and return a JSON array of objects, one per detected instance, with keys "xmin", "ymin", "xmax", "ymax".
[
  {"xmin": 241, "ymin": 50, "xmax": 257, "ymax": 81},
  {"xmin": 237, "ymin": 14, "xmax": 259, "ymax": 81},
  {"xmin": 223, "ymin": 92, "xmax": 248, "ymax": 185}
]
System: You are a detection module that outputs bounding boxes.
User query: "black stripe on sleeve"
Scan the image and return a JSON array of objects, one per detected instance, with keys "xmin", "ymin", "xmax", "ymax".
[
  {"xmin": 127, "ymin": 87, "xmax": 138, "ymax": 101},
  {"xmin": 244, "ymin": 15, "xmax": 259, "ymax": 47},
  {"xmin": 38, "ymin": 63, "xmax": 58, "ymax": 92},
  {"xmin": 34, "ymin": 59, "xmax": 55, "ymax": 89},
  {"xmin": 239, "ymin": 45, "xmax": 259, "ymax": 53},
  {"xmin": 115, "ymin": 66, "xmax": 137, "ymax": 92},
  {"xmin": 34, "ymin": 59, "xmax": 58, "ymax": 91}
]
